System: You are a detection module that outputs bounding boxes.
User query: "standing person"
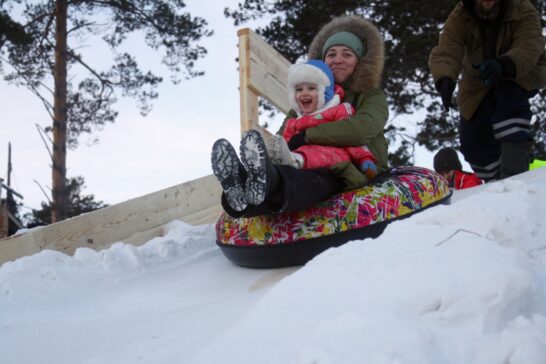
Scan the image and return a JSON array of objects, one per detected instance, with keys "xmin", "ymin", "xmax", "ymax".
[
  {"xmin": 429, "ymin": 0, "xmax": 546, "ymax": 181},
  {"xmin": 433, "ymin": 147, "xmax": 484, "ymax": 189},
  {"xmin": 267, "ymin": 58, "xmax": 378, "ymax": 180},
  {"xmin": 211, "ymin": 16, "xmax": 388, "ymax": 218}
]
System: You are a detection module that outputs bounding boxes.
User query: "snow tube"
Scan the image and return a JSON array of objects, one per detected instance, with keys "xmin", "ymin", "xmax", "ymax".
[{"xmin": 216, "ymin": 166, "xmax": 452, "ymax": 268}]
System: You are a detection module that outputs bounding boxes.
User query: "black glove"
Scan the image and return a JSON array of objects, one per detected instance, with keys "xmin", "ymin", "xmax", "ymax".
[
  {"xmin": 435, "ymin": 76, "xmax": 456, "ymax": 111},
  {"xmin": 287, "ymin": 131, "xmax": 307, "ymax": 151},
  {"xmin": 473, "ymin": 59, "xmax": 504, "ymax": 86}
]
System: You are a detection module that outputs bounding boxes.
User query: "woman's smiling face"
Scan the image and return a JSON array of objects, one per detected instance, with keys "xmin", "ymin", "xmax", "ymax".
[{"xmin": 324, "ymin": 46, "xmax": 358, "ymax": 83}]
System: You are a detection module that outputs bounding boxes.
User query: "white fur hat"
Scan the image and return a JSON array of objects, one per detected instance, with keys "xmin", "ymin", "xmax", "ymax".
[{"xmin": 287, "ymin": 59, "xmax": 335, "ymax": 115}]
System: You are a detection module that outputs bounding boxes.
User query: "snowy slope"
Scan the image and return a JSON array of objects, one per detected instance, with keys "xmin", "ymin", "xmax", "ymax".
[{"xmin": 1, "ymin": 168, "xmax": 546, "ymax": 364}]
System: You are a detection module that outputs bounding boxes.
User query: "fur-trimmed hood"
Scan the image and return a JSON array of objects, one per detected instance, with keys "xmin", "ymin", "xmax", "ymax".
[{"xmin": 308, "ymin": 16, "xmax": 385, "ymax": 94}]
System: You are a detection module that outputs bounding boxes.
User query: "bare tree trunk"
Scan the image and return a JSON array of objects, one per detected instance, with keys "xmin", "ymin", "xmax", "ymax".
[{"xmin": 52, "ymin": 0, "xmax": 68, "ymax": 223}]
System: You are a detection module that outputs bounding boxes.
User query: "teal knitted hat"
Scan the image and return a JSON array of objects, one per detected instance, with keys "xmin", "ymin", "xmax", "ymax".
[{"xmin": 322, "ymin": 31, "xmax": 365, "ymax": 59}]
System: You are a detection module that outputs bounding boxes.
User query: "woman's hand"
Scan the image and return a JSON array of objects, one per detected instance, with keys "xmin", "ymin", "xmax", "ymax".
[{"xmin": 287, "ymin": 131, "xmax": 307, "ymax": 151}]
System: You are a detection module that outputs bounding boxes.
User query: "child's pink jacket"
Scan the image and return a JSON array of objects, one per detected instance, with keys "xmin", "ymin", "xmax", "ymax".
[{"xmin": 283, "ymin": 85, "xmax": 376, "ymax": 169}]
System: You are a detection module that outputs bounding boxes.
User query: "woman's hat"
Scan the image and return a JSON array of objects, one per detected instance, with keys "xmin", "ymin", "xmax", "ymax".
[
  {"xmin": 322, "ymin": 31, "xmax": 365, "ymax": 59},
  {"xmin": 433, "ymin": 147, "xmax": 463, "ymax": 173},
  {"xmin": 287, "ymin": 59, "xmax": 335, "ymax": 114}
]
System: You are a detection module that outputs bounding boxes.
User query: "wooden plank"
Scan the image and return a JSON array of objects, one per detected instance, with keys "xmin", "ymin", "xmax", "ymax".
[
  {"xmin": 0, "ymin": 174, "xmax": 222, "ymax": 265},
  {"xmin": 0, "ymin": 202, "xmax": 7, "ymax": 239},
  {"xmin": 247, "ymin": 30, "xmax": 290, "ymax": 114},
  {"xmin": 247, "ymin": 30, "xmax": 291, "ymax": 82},
  {"xmin": 238, "ymin": 29, "xmax": 259, "ymax": 133},
  {"xmin": 249, "ymin": 58, "xmax": 290, "ymax": 114},
  {"xmin": 121, "ymin": 204, "xmax": 224, "ymax": 247}
]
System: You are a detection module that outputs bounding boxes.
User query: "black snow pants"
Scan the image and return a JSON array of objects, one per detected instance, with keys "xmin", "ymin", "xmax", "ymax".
[
  {"xmin": 221, "ymin": 165, "xmax": 343, "ymax": 218},
  {"xmin": 459, "ymin": 81, "xmax": 537, "ymax": 181}
]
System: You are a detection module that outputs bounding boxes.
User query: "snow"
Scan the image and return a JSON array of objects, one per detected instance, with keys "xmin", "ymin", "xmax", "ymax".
[{"xmin": 1, "ymin": 168, "xmax": 546, "ymax": 364}]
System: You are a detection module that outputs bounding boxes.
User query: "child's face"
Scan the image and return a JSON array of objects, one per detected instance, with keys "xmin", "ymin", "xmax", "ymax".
[{"xmin": 295, "ymin": 82, "xmax": 319, "ymax": 115}]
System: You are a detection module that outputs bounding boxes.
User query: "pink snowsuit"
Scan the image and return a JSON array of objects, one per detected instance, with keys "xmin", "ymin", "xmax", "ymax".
[{"xmin": 283, "ymin": 85, "xmax": 376, "ymax": 169}]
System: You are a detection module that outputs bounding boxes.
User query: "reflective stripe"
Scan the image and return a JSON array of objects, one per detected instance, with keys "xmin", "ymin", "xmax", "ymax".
[
  {"xmin": 457, "ymin": 175, "xmax": 465, "ymax": 189},
  {"xmin": 475, "ymin": 170, "xmax": 499, "ymax": 179},
  {"xmin": 471, "ymin": 159, "xmax": 500, "ymax": 179},
  {"xmin": 492, "ymin": 118, "xmax": 530, "ymax": 130},
  {"xmin": 470, "ymin": 159, "xmax": 500, "ymax": 171},
  {"xmin": 494, "ymin": 126, "xmax": 530, "ymax": 139}
]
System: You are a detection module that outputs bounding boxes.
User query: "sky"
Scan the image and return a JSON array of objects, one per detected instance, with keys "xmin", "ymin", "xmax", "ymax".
[
  {"xmin": 0, "ymin": 0, "xmax": 448, "ymax": 214},
  {"xmin": 1, "ymin": 168, "xmax": 545, "ymax": 363}
]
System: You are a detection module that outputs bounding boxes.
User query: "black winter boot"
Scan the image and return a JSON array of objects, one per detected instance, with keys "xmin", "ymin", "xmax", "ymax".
[
  {"xmin": 211, "ymin": 138, "xmax": 248, "ymax": 211},
  {"xmin": 240, "ymin": 129, "xmax": 279, "ymax": 205},
  {"xmin": 500, "ymin": 141, "xmax": 530, "ymax": 179}
]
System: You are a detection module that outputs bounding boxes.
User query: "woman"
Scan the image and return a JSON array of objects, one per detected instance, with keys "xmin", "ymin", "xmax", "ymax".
[{"xmin": 211, "ymin": 15, "xmax": 389, "ymax": 218}]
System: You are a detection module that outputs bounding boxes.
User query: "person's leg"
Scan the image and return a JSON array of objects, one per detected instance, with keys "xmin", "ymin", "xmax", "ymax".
[
  {"xmin": 266, "ymin": 135, "xmax": 299, "ymax": 167},
  {"xmin": 459, "ymin": 91, "xmax": 501, "ymax": 181},
  {"xmin": 296, "ymin": 145, "xmax": 352, "ymax": 169},
  {"xmin": 224, "ymin": 130, "xmax": 342, "ymax": 219},
  {"xmin": 273, "ymin": 165, "xmax": 343, "ymax": 213},
  {"xmin": 491, "ymin": 81, "xmax": 535, "ymax": 178},
  {"xmin": 222, "ymin": 165, "xmax": 342, "ymax": 218}
]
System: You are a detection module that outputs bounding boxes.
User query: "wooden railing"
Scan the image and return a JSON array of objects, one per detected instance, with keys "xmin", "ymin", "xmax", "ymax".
[
  {"xmin": 0, "ymin": 29, "xmax": 289, "ymax": 266},
  {"xmin": 0, "ymin": 175, "xmax": 223, "ymax": 265}
]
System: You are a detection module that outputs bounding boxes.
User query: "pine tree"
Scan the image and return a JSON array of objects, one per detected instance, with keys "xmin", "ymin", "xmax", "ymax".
[
  {"xmin": 0, "ymin": 0, "xmax": 212, "ymax": 222},
  {"xmin": 24, "ymin": 176, "xmax": 108, "ymax": 228}
]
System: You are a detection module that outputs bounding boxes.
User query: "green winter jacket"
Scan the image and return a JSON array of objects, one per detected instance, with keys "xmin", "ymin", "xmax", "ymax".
[
  {"xmin": 278, "ymin": 16, "xmax": 389, "ymax": 191},
  {"xmin": 429, "ymin": 0, "xmax": 546, "ymax": 120}
]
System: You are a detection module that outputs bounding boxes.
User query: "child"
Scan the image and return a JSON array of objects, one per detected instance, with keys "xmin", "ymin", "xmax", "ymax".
[
  {"xmin": 433, "ymin": 147, "xmax": 484, "ymax": 190},
  {"xmin": 267, "ymin": 59, "xmax": 378, "ymax": 180}
]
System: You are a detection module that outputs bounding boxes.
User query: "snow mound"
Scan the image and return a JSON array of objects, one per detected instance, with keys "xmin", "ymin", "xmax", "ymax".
[
  {"xmin": 191, "ymin": 169, "xmax": 546, "ymax": 364},
  {"xmin": 0, "ymin": 221, "xmax": 216, "ymax": 303}
]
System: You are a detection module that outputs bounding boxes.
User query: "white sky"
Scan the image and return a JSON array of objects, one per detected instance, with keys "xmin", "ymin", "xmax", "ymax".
[{"xmin": 0, "ymin": 1, "xmax": 443, "ymax": 213}]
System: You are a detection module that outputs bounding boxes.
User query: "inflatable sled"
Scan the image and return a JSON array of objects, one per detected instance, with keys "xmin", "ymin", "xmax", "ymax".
[{"xmin": 216, "ymin": 166, "xmax": 452, "ymax": 268}]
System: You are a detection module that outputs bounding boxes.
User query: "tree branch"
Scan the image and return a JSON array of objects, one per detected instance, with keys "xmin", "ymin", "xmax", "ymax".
[
  {"xmin": 33, "ymin": 179, "xmax": 52, "ymax": 204},
  {"xmin": 66, "ymin": 48, "xmax": 110, "ymax": 85},
  {"xmin": 35, "ymin": 123, "xmax": 53, "ymax": 161},
  {"xmin": 67, "ymin": 21, "xmax": 98, "ymax": 35},
  {"xmin": 0, "ymin": 55, "xmax": 54, "ymax": 117},
  {"xmin": 85, "ymin": 0, "xmax": 163, "ymax": 32},
  {"xmin": 38, "ymin": 12, "xmax": 56, "ymax": 49},
  {"xmin": 22, "ymin": 10, "xmax": 55, "ymax": 32}
]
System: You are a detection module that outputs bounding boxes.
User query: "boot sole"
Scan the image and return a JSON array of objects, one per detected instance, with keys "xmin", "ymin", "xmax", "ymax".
[
  {"xmin": 240, "ymin": 130, "xmax": 268, "ymax": 206},
  {"xmin": 211, "ymin": 139, "xmax": 248, "ymax": 211}
]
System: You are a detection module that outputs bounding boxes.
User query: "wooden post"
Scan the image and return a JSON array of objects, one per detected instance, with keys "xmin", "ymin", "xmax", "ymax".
[
  {"xmin": 238, "ymin": 29, "xmax": 260, "ymax": 134},
  {"xmin": 0, "ymin": 201, "xmax": 7, "ymax": 240},
  {"xmin": 0, "ymin": 178, "xmax": 6, "ymax": 239}
]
